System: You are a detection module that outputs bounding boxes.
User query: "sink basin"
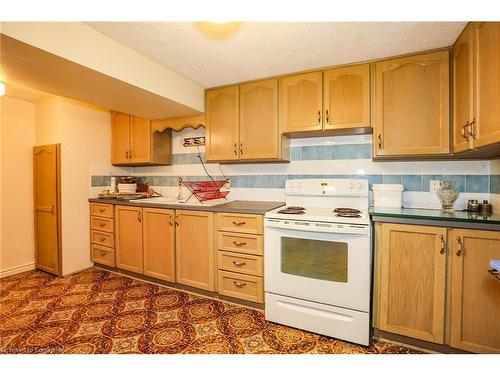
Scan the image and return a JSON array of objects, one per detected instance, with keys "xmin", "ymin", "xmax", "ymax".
[{"xmin": 139, "ymin": 196, "xmax": 229, "ymax": 207}]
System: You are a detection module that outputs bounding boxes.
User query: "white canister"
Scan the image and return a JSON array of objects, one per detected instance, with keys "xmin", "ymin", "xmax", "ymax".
[{"xmin": 372, "ymin": 184, "xmax": 404, "ymax": 208}]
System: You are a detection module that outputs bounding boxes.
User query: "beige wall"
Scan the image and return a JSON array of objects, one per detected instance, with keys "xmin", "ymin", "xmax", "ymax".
[
  {"xmin": 36, "ymin": 97, "xmax": 111, "ymax": 275},
  {"xmin": 0, "ymin": 96, "xmax": 36, "ymax": 277}
]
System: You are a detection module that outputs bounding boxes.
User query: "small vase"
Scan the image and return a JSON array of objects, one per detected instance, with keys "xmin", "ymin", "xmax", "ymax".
[{"xmin": 436, "ymin": 180, "xmax": 459, "ymax": 212}]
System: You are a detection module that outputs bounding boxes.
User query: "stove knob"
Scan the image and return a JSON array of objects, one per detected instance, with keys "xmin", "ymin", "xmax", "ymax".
[
  {"xmin": 349, "ymin": 183, "xmax": 354, "ymax": 190},
  {"xmin": 357, "ymin": 182, "xmax": 363, "ymax": 190}
]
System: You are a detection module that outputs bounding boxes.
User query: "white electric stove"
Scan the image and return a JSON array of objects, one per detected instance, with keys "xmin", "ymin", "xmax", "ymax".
[{"xmin": 264, "ymin": 178, "xmax": 372, "ymax": 346}]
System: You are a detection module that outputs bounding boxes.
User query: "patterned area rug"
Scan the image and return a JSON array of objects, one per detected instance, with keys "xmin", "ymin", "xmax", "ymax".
[{"xmin": 0, "ymin": 268, "xmax": 420, "ymax": 354}]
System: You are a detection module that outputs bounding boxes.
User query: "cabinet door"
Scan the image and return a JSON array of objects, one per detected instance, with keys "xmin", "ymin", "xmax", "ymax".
[
  {"xmin": 240, "ymin": 79, "xmax": 279, "ymax": 160},
  {"xmin": 115, "ymin": 206, "xmax": 143, "ymax": 274},
  {"xmin": 206, "ymin": 86, "xmax": 240, "ymax": 161},
  {"xmin": 452, "ymin": 24, "xmax": 474, "ymax": 153},
  {"xmin": 280, "ymin": 72, "xmax": 323, "ymax": 133},
  {"xmin": 111, "ymin": 112, "xmax": 130, "ymax": 165},
  {"xmin": 378, "ymin": 223, "xmax": 447, "ymax": 343},
  {"xmin": 474, "ymin": 22, "xmax": 500, "ymax": 148},
  {"xmin": 450, "ymin": 229, "xmax": 500, "ymax": 353},
  {"xmin": 175, "ymin": 210, "xmax": 215, "ymax": 291},
  {"xmin": 324, "ymin": 64, "xmax": 370, "ymax": 130},
  {"xmin": 129, "ymin": 115, "xmax": 151, "ymax": 164},
  {"xmin": 374, "ymin": 51, "xmax": 450, "ymax": 156},
  {"xmin": 143, "ymin": 208, "xmax": 175, "ymax": 282}
]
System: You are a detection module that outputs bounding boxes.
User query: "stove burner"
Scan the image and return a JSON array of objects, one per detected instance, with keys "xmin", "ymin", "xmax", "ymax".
[
  {"xmin": 333, "ymin": 208, "xmax": 361, "ymax": 214},
  {"xmin": 335, "ymin": 212, "xmax": 362, "ymax": 218},
  {"xmin": 277, "ymin": 206, "xmax": 306, "ymax": 215}
]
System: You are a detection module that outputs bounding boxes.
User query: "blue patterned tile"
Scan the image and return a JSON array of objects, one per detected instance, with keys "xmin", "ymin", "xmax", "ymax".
[
  {"xmin": 152, "ymin": 176, "xmax": 162, "ymax": 186},
  {"xmin": 316, "ymin": 145, "xmax": 332, "ymax": 160},
  {"xmin": 465, "ymin": 175, "xmax": 489, "ymax": 193},
  {"xmin": 490, "ymin": 175, "xmax": 500, "ymax": 194},
  {"xmin": 443, "ymin": 175, "xmax": 465, "ymax": 192},
  {"xmin": 348, "ymin": 144, "xmax": 368, "ymax": 159},
  {"xmin": 422, "ymin": 175, "xmax": 443, "ymax": 192},
  {"xmin": 402, "ymin": 175, "xmax": 422, "ymax": 191},
  {"xmin": 287, "ymin": 175, "xmax": 302, "ymax": 180},
  {"xmin": 382, "ymin": 175, "xmax": 402, "ymax": 184},
  {"xmin": 367, "ymin": 175, "xmax": 383, "ymax": 188},
  {"xmin": 363, "ymin": 143, "xmax": 372, "ymax": 159},
  {"xmin": 237, "ymin": 176, "xmax": 250, "ymax": 188},
  {"xmin": 332, "ymin": 145, "xmax": 349, "ymax": 160},
  {"xmin": 261, "ymin": 175, "xmax": 274, "ymax": 188},
  {"xmin": 301, "ymin": 146, "xmax": 317, "ymax": 160},
  {"xmin": 271, "ymin": 175, "xmax": 286, "ymax": 188},
  {"xmin": 91, "ymin": 176, "xmax": 103, "ymax": 187},
  {"xmin": 102, "ymin": 176, "xmax": 111, "ymax": 186},
  {"xmin": 291, "ymin": 147, "xmax": 302, "ymax": 161}
]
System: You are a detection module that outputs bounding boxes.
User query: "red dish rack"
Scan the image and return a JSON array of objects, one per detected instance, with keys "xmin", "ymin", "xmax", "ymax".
[{"xmin": 181, "ymin": 178, "xmax": 229, "ymax": 203}]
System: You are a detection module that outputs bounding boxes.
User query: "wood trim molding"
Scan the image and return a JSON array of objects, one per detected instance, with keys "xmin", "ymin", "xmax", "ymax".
[
  {"xmin": 152, "ymin": 115, "xmax": 205, "ymax": 133},
  {"xmin": 0, "ymin": 262, "xmax": 36, "ymax": 279}
]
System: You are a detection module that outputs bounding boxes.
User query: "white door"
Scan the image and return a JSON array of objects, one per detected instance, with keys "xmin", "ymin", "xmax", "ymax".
[{"xmin": 264, "ymin": 224, "xmax": 371, "ymax": 312}]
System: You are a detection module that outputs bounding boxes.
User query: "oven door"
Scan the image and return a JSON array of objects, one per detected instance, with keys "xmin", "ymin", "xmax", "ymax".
[{"xmin": 264, "ymin": 222, "xmax": 371, "ymax": 312}]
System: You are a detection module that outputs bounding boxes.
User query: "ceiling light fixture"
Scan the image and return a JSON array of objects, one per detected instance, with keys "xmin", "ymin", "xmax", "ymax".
[
  {"xmin": 0, "ymin": 81, "xmax": 5, "ymax": 96},
  {"xmin": 194, "ymin": 22, "xmax": 242, "ymax": 40}
]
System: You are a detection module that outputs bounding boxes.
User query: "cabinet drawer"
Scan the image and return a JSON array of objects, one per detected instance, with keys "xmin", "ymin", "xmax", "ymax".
[
  {"xmin": 90, "ymin": 230, "xmax": 115, "ymax": 248},
  {"xmin": 217, "ymin": 213, "xmax": 263, "ymax": 234},
  {"xmin": 217, "ymin": 271, "xmax": 263, "ymax": 303},
  {"xmin": 91, "ymin": 244, "xmax": 115, "ymax": 267},
  {"xmin": 90, "ymin": 216, "xmax": 114, "ymax": 233},
  {"xmin": 217, "ymin": 232, "xmax": 263, "ymax": 255},
  {"xmin": 90, "ymin": 203, "xmax": 114, "ymax": 218},
  {"xmin": 218, "ymin": 251, "xmax": 263, "ymax": 276}
]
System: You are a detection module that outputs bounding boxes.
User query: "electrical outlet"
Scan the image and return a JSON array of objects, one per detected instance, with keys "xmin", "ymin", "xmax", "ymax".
[{"xmin": 430, "ymin": 180, "xmax": 442, "ymax": 193}]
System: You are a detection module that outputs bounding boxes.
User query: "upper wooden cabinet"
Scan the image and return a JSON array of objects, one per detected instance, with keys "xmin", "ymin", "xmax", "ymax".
[
  {"xmin": 373, "ymin": 50, "xmax": 450, "ymax": 157},
  {"xmin": 280, "ymin": 72, "xmax": 323, "ymax": 133},
  {"xmin": 323, "ymin": 64, "xmax": 371, "ymax": 130},
  {"xmin": 375, "ymin": 223, "xmax": 447, "ymax": 344},
  {"xmin": 452, "ymin": 22, "xmax": 500, "ymax": 153},
  {"xmin": 206, "ymin": 86, "xmax": 240, "ymax": 161},
  {"xmin": 111, "ymin": 111, "xmax": 172, "ymax": 166},
  {"xmin": 450, "ymin": 229, "xmax": 500, "ymax": 353},
  {"xmin": 206, "ymin": 80, "xmax": 289, "ymax": 162}
]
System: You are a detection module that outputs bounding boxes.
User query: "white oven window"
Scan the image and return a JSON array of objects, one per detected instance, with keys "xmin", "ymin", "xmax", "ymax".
[{"xmin": 281, "ymin": 237, "xmax": 348, "ymax": 283}]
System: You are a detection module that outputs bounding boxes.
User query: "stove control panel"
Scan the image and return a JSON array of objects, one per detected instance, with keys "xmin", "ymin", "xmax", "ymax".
[
  {"xmin": 265, "ymin": 218, "xmax": 370, "ymax": 235},
  {"xmin": 285, "ymin": 179, "xmax": 368, "ymax": 197}
]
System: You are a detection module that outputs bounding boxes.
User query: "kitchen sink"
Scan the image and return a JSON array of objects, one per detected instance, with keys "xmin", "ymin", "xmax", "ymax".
[{"xmin": 138, "ymin": 196, "xmax": 229, "ymax": 207}]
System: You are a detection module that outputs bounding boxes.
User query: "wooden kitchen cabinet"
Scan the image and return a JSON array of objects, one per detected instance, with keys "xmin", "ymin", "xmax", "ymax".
[
  {"xmin": 205, "ymin": 86, "xmax": 240, "ymax": 161},
  {"xmin": 376, "ymin": 223, "xmax": 447, "ymax": 343},
  {"xmin": 374, "ymin": 50, "xmax": 450, "ymax": 157},
  {"xmin": 473, "ymin": 22, "xmax": 500, "ymax": 149},
  {"xmin": 143, "ymin": 208, "xmax": 176, "ymax": 282},
  {"xmin": 175, "ymin": 210, "xmax": 215, "ymax": 291},
  {"xmin": 206, "ymin": 81, "xmax": 289, "ymax": 162},
  {"xmin": 323, "ymin": 64, "xmax": 371, "ymax": 130},
  {"xmin": 449, "ymin": 229, "xmax": 500, "ymax": 353},
  {"xmin": 280, "ymin": 71, "xmax": 323, "ymax": 133},
  {"xmin": 111, "ymin": 111, "xmax": 172, "ymax": 166},
  {"xmin": 115, "ymin": 205, "xmax": 143, "ymax": 273},
  {"xmin": 452, "ymin": 22, "xmax": 500, "ymax": 153}
]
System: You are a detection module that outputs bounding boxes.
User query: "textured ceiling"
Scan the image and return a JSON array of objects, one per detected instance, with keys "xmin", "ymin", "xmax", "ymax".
[{"xmin": 87, "ymin": 22, "xmax": 466, "ymax": 88}]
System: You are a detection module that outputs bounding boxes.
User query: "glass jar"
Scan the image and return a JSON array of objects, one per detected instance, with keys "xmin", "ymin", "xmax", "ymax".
[{"xmin": 436, "ymin": 180, "xmax": 459, "ymax": 212}]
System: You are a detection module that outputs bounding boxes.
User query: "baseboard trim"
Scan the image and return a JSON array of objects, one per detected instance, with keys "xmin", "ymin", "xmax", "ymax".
[{"xmin": 0, "ymin": 262, "xmax": 36, "ymax": 279}]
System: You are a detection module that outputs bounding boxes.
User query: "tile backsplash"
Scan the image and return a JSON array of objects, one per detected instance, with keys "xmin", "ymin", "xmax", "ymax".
[{"xmin": 91, "ymin": 128, "xmax": 495, "ymax": 210}]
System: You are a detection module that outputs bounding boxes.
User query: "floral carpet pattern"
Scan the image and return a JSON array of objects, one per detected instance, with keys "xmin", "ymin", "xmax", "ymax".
[{"xmin": 0, "ymin": 268, "xmax": 420, "ymax": 354}]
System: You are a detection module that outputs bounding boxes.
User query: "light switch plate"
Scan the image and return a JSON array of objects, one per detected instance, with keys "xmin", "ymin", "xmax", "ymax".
[{"xmin": 430, "ymin": 180, "xmax": 442, "ymax": 193}]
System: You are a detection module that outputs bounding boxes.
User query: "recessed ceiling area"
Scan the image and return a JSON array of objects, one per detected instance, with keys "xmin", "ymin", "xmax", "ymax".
[{"xmin": 87, "ymin": 22, "xmax": 467, "ymax": 88}]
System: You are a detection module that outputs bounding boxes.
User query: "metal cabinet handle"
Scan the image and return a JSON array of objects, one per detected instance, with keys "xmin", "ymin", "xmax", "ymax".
[
  {"xmin": 234, "ymin": 142, "xmax": 238, "ymax": 156},
  {"xmin": 439, "ymin": 234, "xmax": 445, "ymax": 254},
  {"xmin": 233, "ymin": 241, "xmax": 247, "ymax": 246},
  {"xmin": 467, "ymin": 118, "xmax": 476, "ymax": 140},
  {"xmin": 100, "ymin": 236, "xmax": 106, "ymax": 242},
  {"xmin": 233, "ymin": 281, "xmax": 247, "ymax": 288},
  {"xmin": 325, "ymin": 109, "xmax": 329, "ymax": 124},
  {"xmin": 99, "ymin": 250, "xmax": 107, "ymax": 256},
  {"xmin": 99, "ymin": 223, "xmax": 106, "ymax": 227},
  {"xmin": 456, "ymin": 236, "xmax": 463, "ymax": 256},
  {"xmin": 232, "ymin": 221, "xmax": 246, "ymax": 226},
  {"xmin": 99, "ymin": 208, "xmax": 105, "ymax": 213},
  {"xmin": 232, "ymin": 261, "xmax": 246, "ymax": 267},
  {"xmin": 461, "ymin": 122, "xmax": 470, "ymax": 139},
  {"xmin": 169, "ymin": 215, "xmax": 173, "ymax": 226},
  {"xmin": 240, "ymin": 142, "xmax": 243, "ymax": 155},
  {"xmin": 317, "ymin": 110, "xmax": 321, "ymax": 125},
  {"xmin": 137, "ymin": 211, "xmax": 142, "ymax": 223},
  {"xmin": 377, "ymin": 134, "xmax": 383, "ymax": 149},
  {"xmin": 175, "ymin": 214, "xmax": 179, "ymax": 226}
]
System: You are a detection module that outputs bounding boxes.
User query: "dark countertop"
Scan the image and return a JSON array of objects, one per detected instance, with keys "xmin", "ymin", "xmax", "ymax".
[
  {"xmin": 369, "ymin": 207, "xmax": 500, "ymax": 225},
  {"xmin": 89, "ymin": 198, "xmax": 285, "ymax": 215}
]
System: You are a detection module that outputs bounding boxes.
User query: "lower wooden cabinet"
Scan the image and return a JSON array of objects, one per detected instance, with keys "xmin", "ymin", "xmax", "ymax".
[
  {"xmin": 115, "ymin": 206, "xmax": 143, "ymax": 274},
  {"xmin": 449, "ymin": 229, "xmax": 500, "ymax": 353},
  {"xmin": 374, "ymin": 223, "xmax": 500, "ymax": 353},
  {"xmin": 143, "ymin": 208, "xmax": 175, "ymax": 282},
  {"xmin": 175, "ymin": 210, "xmax": 215, "ymax": 291},
  {"xmin": 376, "ymin": 223, "xmax": 447, "ymax": 343}
]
